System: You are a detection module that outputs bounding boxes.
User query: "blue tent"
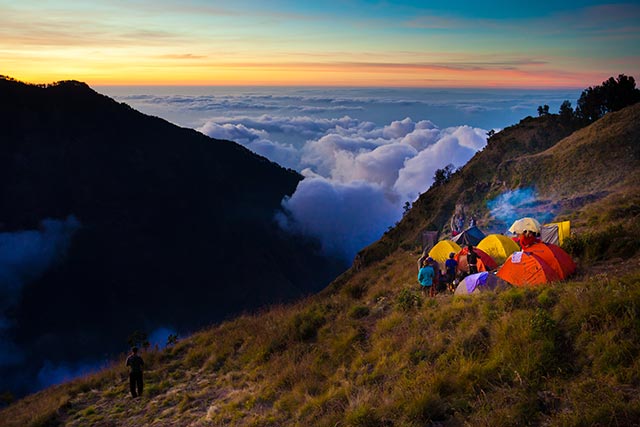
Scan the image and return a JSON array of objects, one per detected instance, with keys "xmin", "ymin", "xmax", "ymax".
[{"xmin": 451, "ymin": 226, "xmax": 486, "ymax": 247}]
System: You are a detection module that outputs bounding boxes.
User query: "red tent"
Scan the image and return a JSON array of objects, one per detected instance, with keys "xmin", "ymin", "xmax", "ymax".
[
  {"xmin": 526, "ymin": 242, "xmax": 576, "ymax": 280},
  {"xmin": 455, "ymin": 246, "xmax": 498, "ymax": 274},
  {"xmin": 497, "ymin": 251, "xmax": 561, "ymax": 286}
]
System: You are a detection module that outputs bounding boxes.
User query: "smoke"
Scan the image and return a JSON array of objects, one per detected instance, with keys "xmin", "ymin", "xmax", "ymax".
[
  {"xmin": 0, "ymin": 215, "xmax": 80, "ymax": 369},
  {"xmin": 487, "ymin": 188, "xmax": 555, "ymax": 230}
]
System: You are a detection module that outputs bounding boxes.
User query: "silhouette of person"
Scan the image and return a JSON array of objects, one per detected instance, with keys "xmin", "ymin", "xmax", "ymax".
[{"xmin": 126, "ymin": 346, "xmax": 144, "ymax": 398}]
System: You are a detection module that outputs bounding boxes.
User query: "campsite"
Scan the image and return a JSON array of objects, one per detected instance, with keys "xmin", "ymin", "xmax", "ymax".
[{"xmin": 424, "ymin": 217, "xmax": 577, "ymax": 294}]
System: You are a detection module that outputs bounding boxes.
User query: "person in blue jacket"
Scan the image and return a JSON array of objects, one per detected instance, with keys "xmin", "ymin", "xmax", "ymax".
[
  {"xmin": 418, "ymin": 257, "xmax": 436, "ymax": 297},
  {"xmin": 445, "ymin": 252, "xmax": 459, "ymax": 293}
]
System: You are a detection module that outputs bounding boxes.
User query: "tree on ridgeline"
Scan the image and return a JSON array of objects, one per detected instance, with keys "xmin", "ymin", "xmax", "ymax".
[
  {"xmin": 576, "ymin": 74, "xmax": 640, "ymax": 124},
  {"xmin": 433, "ymin": 164, "xmax": 455, "ymax": 186},
  {"xmin": 558, "ymin": 100, "xmax": 575, "ymax": 125},
  {"xmin": 537, "ymin": 104, "xmax": 550, "ymax": 116},
  {"xmin": 403, "ymin": 201, "xmax": 411, "ymax": 215}
]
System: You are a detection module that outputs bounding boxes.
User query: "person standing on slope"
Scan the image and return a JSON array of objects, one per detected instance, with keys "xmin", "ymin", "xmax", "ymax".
[
  {"xmin": 418, "ymin": 257, "xmax": 436, "ymax": 297},
  {"xmin": 467, "ymin": 245, "xmax": 479, "ymax": 275},
  {"xmin": 445, "ymin": 252, "xmax": 458, "ymax": 292},
  {"xmin": 126, "ymin": 346, "xmax": 144, "ymax": 398}
]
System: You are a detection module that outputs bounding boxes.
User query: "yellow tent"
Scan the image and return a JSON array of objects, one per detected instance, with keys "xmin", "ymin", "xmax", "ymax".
[
  {"xmin": 428, "ymin": 240, "xmax": 462, "ymax": 272},
  {"xmin": 477, "ymin": 234, "xmax": 520, "ymax": 266}
]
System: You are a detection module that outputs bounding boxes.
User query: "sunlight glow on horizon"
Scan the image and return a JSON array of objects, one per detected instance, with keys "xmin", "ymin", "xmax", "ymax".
[{"xmin": 2, "ymin": 1, "xmax": 639, "ymax": 88}]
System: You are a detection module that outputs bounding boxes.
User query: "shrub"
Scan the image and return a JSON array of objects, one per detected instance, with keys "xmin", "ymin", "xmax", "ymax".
[
  {"xmin": 563, "ymin": 224, "xmax": 640, "ymax": 263},
  {"xmin": 145, "ymin": 380, "xmax": 171, "ymax": 397},
  {"xmin": 348, "ymin": 305, "xmax": 370, "ymax": 319},
  {"xmin": 345, "ymin": 405, "xmax": 381, "ymax": 427},
  {"xmin": 537, "ymin": 287, "xmax": 558, "ymax": 308},
  {"xmin": 290, "ymin": 308, "xmax": 325, "ymax": 342},
  {"xmin": 344, "ymin": 282, "xmax": 367, "ymax": 299},
  {"xmin": 396, "ymin": 288, "xmax": 422, "ymax": 311},
  {"xmin": 405, "ymin": 393, "xmax": 449, "ymax": 423},
  {"xmin": 497, "ymin": 287, "xmax": 526, "ymax": 311}
]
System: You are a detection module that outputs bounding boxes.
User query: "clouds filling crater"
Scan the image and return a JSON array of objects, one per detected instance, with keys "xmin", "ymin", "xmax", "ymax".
[{"xmin": 199, "ymin": 114, "xmax": 488, "ymax": 262}]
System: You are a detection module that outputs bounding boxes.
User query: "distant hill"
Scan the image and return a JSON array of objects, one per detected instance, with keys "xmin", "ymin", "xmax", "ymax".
[
  {"xmin": 0, "ymin": 78, "xmax": 346, "ymax": 397},
  {"xmin": 1, "ymin": 92, "xmax": 639, "ymax": 427}
]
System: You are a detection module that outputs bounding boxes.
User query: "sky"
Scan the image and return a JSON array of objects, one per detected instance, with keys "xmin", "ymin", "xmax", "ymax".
[{"xmin": 2, "ymin": 0, "xmax": 639, "ymax": 87}]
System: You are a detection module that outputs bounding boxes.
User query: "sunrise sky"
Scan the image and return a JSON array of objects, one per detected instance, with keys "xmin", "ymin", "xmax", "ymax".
[{"xmin": 2, "ymin": 0, "xmax": 639, "ymax": 87}]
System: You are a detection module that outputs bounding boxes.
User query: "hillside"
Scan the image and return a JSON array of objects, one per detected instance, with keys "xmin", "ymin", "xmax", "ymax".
[
  {"xmin": 0, "ymin": 78, "xmax": 346, "ymax": 398},
  {"xmin": 356, "ymin": 103, "xmax": 640, "ymax": 269},
  {"xmin": 2, "ymin": 102, "xmax": 640, "ymax": 426}
]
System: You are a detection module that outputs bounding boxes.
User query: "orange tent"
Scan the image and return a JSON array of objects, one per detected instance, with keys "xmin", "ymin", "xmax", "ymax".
[
  {"xmin": 455, "ymin": 246, "xmax": 498, "ymax": 274},
  {"xmin": 497, "ymin": 251, "xmax": 561, "ymax": 286},
  {"xmin": 526, "ymin": 242, "xmax": 576, "ymax": 280}
]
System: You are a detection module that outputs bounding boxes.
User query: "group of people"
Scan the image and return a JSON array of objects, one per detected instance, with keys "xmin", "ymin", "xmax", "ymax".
[
  {"xmin": 450, "ymin": 212, "xmax": 477, "ymax": 236},
  {"xmin": 417, "ymin": 245, "xmax": 480, "ymax": 297}
]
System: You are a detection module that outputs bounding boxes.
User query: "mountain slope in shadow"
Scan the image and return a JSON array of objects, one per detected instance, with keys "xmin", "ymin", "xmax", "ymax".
[{"xmin": 0, "ymin": 77, "xmax": 346, "ymax": 396}]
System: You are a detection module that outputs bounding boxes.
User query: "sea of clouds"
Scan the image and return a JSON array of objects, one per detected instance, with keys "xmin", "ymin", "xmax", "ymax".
[
  {"xmin": 105, "ymin": 87, "xmax": 578, "ymax": 262},
  {"xmin": 199, "ymin": 115, "xmax": 487, "ymax": 260}
]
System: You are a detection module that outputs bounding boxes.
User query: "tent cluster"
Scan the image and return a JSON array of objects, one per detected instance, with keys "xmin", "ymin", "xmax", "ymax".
[{"xmin": 426, "ymin": 218, "xmax": 576, "ymax": 295}]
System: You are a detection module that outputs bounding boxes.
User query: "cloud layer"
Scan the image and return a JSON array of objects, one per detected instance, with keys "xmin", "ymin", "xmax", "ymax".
[
  {"xmin": 0, "ymin": 216, "xmax": 80, "ymax": 369},
  {"xmin": 199, "ymin": 115, "xmax": 488, "ymax": 261},
  {"xmin": 107, "ymin": 87, "xmax": 578, "ymax": 262}
]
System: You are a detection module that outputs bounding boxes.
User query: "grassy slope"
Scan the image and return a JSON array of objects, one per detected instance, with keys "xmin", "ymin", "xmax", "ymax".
[{"xmin": 2, "ymin": 106, "xmax": 640, "ymax": 427}]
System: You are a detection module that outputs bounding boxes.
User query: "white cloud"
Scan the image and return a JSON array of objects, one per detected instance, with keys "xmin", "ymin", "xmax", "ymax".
[
  {"xmin": 198, "ymin": 112, "xmax": 489, "ymax": 261},
  {"xmin": 394, "ymin": 125, "xmax": 486, "ymax": 201},
  {"xmin": 198, "ymin": 122, "xmax": 267, "ymax": 143},
  {"xmin": 334, "ymin": 143, "xmax": 417, "ymax": 189},
  {"xmin": 244, "ymin": 139, "xmax": 300, "ymax": 170},
  {"xmin": 277, "ymin": 176, "xmax": 402, "ymax": 261}
]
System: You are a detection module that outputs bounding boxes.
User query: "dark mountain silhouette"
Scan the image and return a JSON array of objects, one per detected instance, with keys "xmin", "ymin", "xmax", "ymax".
[{"xmin": 0, "ymin": 77, "xmax": 346, "ymax": 397}]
